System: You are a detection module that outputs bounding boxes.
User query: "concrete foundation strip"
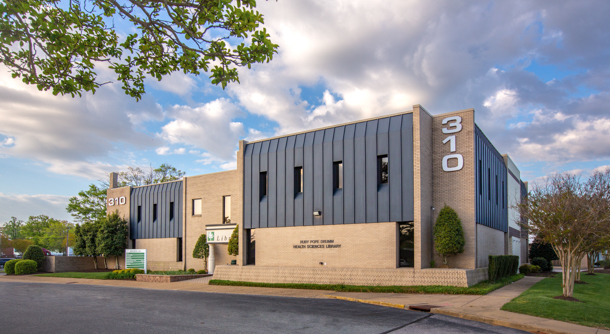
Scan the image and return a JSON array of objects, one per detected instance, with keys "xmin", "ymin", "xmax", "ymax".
[{"xmin": 323, "ymin": 295, "xmax": 405, "ymax": 309}]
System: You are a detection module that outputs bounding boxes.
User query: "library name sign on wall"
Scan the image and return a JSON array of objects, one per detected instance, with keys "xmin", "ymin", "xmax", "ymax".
[{"xmin": 293, "ymin": 239, "xmax": 342, "ymax": 249}]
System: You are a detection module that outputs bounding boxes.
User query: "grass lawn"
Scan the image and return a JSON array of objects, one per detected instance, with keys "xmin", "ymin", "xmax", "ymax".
[
  {"xmin": 209, "ymin": 274, "xmax": 524, "ymax": 295},
  {"xmin": 501, "ymin": 273, "xmax": 610, "ymax": 329},
  {"xmin": 35, "ymin": 272, "xmax": 110, "ymax": 279}
]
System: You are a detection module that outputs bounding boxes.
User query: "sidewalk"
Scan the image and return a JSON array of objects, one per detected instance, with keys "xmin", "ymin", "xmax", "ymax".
[{"xmin": 1, "ymin": 274, "xmax": 608, "ymax": 334}]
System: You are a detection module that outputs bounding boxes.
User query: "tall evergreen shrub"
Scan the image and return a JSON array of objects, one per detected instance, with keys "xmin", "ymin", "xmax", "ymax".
[
  {"xmin": 228, "ymin": 225, "xmax": 239, "ymax": 256},
  {"xmin": 433, "ymin": 205, "xmax": 465, "ymax": 266},
  {"xmin": 23, "ymin": 245, "xmax": 45, "ymax": 269},
  {"xmin": 193, "ymin": 234, "xmax": 209, "ymax": 269}
]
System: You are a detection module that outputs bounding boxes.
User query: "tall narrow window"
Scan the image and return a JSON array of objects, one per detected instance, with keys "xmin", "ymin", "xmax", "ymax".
[
  {"xmin": 223, "ymin": 196, "xmax": 231, "ymax": 224},
  {"xmin": 333, "ymin": 161, "xmax": 343, "ymax": 190},
  {"xmin": 495, "ymin": 175, "xmax": 498, "ymax": 205},
  {"xmin": 294, "ymin": 167, "xmax": 303, "ymax": 195},
  {"xmin": 260, "ymin": 172, "xmax": 268, "ymax": 199},
  {"xmin": 153, "ymin": 203, "xmax": 157, "ymax": 222},
  {"xmin": 169, "ymin": 201, "xmax": 174, "ymax": 221},
  {"xmin": 478, "ymin": 160, "xmax": 482, "ymax": 195},
  {"xmin": 177, "ymin": 238, "xmax": 183, "ymax": 262},
  {"xmin": 137, "ymin": 205, "xmax": 142, "ymax": 223},
  {"xmin": 488, "ymin": 169, "xmax": 491, "ymax": 200},
  {"xmin": 378, "ymin": 155, "xmax": 389, "ymax": 184},
  {"xmin": 193, "ymin": 199, "xmax": 202, "ymax": 215}
]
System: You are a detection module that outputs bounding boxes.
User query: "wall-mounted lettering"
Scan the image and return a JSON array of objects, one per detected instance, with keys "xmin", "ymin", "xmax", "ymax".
[
  {"xmin": 441, "ymin": 116, "xmax": 464, "ymax": 172},
  {"xmin": 108, "ymin": 196, "xmax": 126, "ymax": 206}
]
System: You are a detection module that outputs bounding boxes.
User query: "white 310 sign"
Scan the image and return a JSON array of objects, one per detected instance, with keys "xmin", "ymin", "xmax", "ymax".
[
  {"xmin": 441, "ymin": 116, "xmax": 463, "ymax": 172},
  {"xmin": 108, "ymin": 196, "xmax": 126, "ymax": 206}
]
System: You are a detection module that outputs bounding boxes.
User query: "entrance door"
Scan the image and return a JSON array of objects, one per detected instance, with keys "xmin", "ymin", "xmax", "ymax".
[{"xmin": 398, "ymin": 222, "xmax": 414, "ymax": 267}]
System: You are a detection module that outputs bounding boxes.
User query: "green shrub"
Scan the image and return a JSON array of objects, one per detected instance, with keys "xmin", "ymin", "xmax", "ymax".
[
  {"xmin": 106, "ymin": 268, "xmax": 144, "ymax": 280},
  {"xmin": 15, "ymin": 260, "xmax": 38, "ymax": 275},
  {"xmin": 197, "ymin": 269, "xmax": 207, "ymax": 274},
  {"xmin": 489, "ymin": 255, "xmax": 519, "ymax": 281},
  {"xmin": 23, "ymin": 245, "xmax": 45, "ymax": 269},
  {"xmin": 519, "ymin": 264, "xmax": 531, "ymax": 275},
  {"xmin": 187, "ymin": 268, "xmax": 196, "ymax": 274},
  {"xmin": 530, "ymin": 257, "xmax": 548, "ymax": 271},
  {"xmin": 600, "ymin": 259, "xmax": 610, "ymax": 269},
  {"xmin": 228, "ymin": 224, "xmax": 239, "ymax": 256},
  {"xmin": 433, "ymin": 206, "xmax": 465, "ymax": 265},
  {"xmin": 4, "ymin": 259, "xmax": 22, "ymax": 275},
  {"xmin": 530, "ymin": 265, "xmax": 541, "ymax": 273}
]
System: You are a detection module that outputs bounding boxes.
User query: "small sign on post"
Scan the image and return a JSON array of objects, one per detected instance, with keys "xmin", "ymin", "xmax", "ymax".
[{"xmin": 125, "ymin": 249, "xmax": 147, "ymax": 274}]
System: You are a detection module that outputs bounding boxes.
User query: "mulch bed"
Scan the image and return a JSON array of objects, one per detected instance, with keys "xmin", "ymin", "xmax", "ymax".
[
  {"xmin": 595, "ymin": 269, "xmax": 610, "ymax": 274},
  {"xmin": 553, "ymin": 295, "xmax": 581, "ymax": 302},
  {"xmin": 574, "ymin": 281, "xmax": 589, "ymax": 284}
]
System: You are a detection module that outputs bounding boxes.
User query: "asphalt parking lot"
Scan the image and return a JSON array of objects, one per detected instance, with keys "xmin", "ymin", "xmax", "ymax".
[{"xmin": 0, "ymin": 282, "xmax": 526, "ymax": 333}]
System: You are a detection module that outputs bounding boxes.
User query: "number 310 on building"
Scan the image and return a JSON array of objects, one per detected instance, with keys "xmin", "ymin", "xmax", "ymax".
[{"xmin": 441, "ymin": 116, "xmax": 463, "ymax": 172}]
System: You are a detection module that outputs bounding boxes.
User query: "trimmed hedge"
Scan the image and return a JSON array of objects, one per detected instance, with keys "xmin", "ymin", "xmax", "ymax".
[
  {"xmin": 489, "ymin": 255, "xmax": 519, "ymax": 281},
  {"xmin": 519, "ymin": 264, "xmax": 531, "ymax": 275},
  {"xmin": 4, "ymin": 259, "xmax": 22, "ymax": 275},
  {"xmin": 519, "ymin": 264, "xmax": 541, "ymax": 275},
  {"xmin": 23, "ymin": 245, "xmax": 45, "ymax": 269},
  {"xmin": 15, "ymin": 260, "xmax": 38, "ymax": 275},
  {"xmin": 530, "ymin": 257, "xmax": 549, "ymax": 271},
  {"xmin": 197, "ymin": 270, "xmax": 207, "ymax": 274}
]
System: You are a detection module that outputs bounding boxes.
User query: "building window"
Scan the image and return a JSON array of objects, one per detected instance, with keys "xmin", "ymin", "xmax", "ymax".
[
  {"xmin": 260, "ymin": 172, "xmax": 268, "ymax": 200},
  {"xmin": 137, "ymin": 205, "xmax": 142, "ymax": 223},
  {"xmin": 177, "ymin": 238, "xmax": 182, "ymax": 262},
  {"xmin": 169, "ymin": 201, "xmax": 174, "ymax": 221},
  {"xmin": 496, "ymin": 175, "xmax": 498, "ymax": 205},
  {"xmin": 223, "ymin": 196, "xmax": 231, "ymax": 224},
  {"xmin": 333, "ymin": 161, "xmax": 343, "ymax": 190},
  {"xmin": 246, "ymin": 229, "xmax": 255, "ymax": 265},
  {"xmin": 294, "ymin": 167, "xmax": 303, "ymax": 195},
  {"xmin": 488, "ymin": 168, "xmax": 491, "ymax": 201},
  {"xmin": 478, "ymin": 159, "xmax": 482, "ymax": 196},
  {"xmin": 378, "ymin": 155, "xmax": 389, "ymax": 184},
  {"xmin": 193, "ymin": 198, "xmax": 202, "ymax": 215},
  {"xmin": 153, "ymin": 203, "xmax": 157, "ymax": 222}
]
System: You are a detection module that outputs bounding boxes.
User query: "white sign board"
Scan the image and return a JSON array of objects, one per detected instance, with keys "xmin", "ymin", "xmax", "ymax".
[
  {"xmin": 206, "ymin": 224, "xmax": 237, "ymax": 244},
  {"xmin": 125, "ymin": 249, "xmax": 147, "ymax": 273}
]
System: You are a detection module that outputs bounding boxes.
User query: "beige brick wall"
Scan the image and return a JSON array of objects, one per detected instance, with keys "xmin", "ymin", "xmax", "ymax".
[
  {"xmin": 413, "ymin": 105, "xmax": 434, "ymax": 269},
  {"xmin": 255, "ymin": 222, "xmax": 397, "ymax": 269},
  {"xmin": 214, "ymin": 266, "xmax": 488, "ymax": 287},
  {"xmin": 184, "ymin": 170, "xmax": 240, "ymax": 271},
  {"xmin": 431, "ymin": 109, "xmax": 477, "ymax": 269},
  {"xmin": 476, "ymin": 224, "xmax": 505, "ymax": 267}
]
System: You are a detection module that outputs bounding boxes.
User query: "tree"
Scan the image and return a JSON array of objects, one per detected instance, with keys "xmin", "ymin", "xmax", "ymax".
[
  {"xmin": 517, "ymin": 171, "xmax": 610, "ymax": 298},
  {"xmin": 66, "ymin": 184, "xmax": 107, "ymax": 224},
  {"xmin": 118, "ymin": 164, "xmax": 185, "ymax": 187},
  {"xmin": 192, "ymin": 234, "xmax": 209, "ymax": 270},
  {"xmin": 228, "ymin": 225, "xmax": 238, "ymax": 256},
  {"xmin": 96, "ymin": 211, "xmax": 128, "ymax": 270},
  {"xmin": 40, "ymin": 220, "xmax": 76, "ymax": 253},
  {"xmin": 0, "ymin": 233, "xmax": 11, "ymax": 257},
  {"xmin": 74, "ymin": 221, "xmax": 100, "ymax": 269},
  {"xmin": 21, "ymin": 215, "xmax": 57, "ymax": 248},
  {"xmin": 0, "ymin": 0, "xmax": 278, "ymax": 100},
  {"xmin": 11, "ymin": 239, "xmax": 33, "ymax": 254},
  {"xmin": 1, "ymin": 217, "xmax": 23, "ymax": 240},
  {"xmin": 433, "ymin": 205, "xmax": 465, "ymax": 267}
]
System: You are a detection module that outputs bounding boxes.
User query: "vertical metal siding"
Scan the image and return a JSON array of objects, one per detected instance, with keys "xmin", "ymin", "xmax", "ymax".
[
  {"xmin": 243, "ymin": 113, "xmax": 414, "ymax": 229},
  {"xmin": 129, "ymin": 181, "xmax": 183, "ymax": 239},
  {"xmin": 475, "ymin": 125, "xmax": 508, "ymax": 232}
]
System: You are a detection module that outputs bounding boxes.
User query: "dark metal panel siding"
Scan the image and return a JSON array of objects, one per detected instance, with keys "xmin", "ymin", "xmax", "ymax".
[
  {"xmin": 303, "ymin": 132, "xmax": 315, "ymax": 226},
  {"xmin": 286, "ymin": 136, "xmax": 296, "ymax": 227},
  {"xmin": 243, "ymin": 113, "xmax": 415, "ymax": 229},
  {"xmin": 401, "ymin": 114, "xmax": 414, "ymax": 221},
  {"xmin": 343, "ymin": 124, "xmax": 356, "ymax": 224},
  {"xmin": 129, "ymin": 181, "xmax": 183, "ymax": 239},
  {"xmin": 354, "ymin": 122, "xmax": 367, "ymax": 224},
  {"xmin": 276, "ymin": 137, "xmax": 287, "ymax": 228},
  {"xmin": 323, "ymin": 128, "xmax": 334, "ymax": 225},
  {"xmin": 475, "ymin": 125, "xmax": 508, "ymax": 232},
  {"xmin": 268, "ymin": 139, "xmax": 278, "ymax": 228},
  {"xmin": 388, "ymin": 116, "xmax": 403, "ymax": 222},
  {"xmin": 244, "ymin": 143, "xmax": 253, "ymax": 229},
  {"xmin": 251, "ymin": 142, "xmax": 261, "ymax": 229},
  {"xmin": 365, "ymin": 120, "xmax": 379, "ymax": 223}
]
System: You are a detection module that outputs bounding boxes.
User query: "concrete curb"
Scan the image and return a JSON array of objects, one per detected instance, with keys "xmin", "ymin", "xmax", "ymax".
[{"xmin": 323, "ymin": 295, "xmax": 406, "ymax": 309}]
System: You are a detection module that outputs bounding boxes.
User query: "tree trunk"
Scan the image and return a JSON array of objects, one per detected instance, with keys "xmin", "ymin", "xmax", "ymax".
[
  {"xmin": 103, "ymin": 257, "xmax": 108, "ymax": 269},
  {"xmin": 558, "ymin": 247, "xmax": 578, "ymax": 298},
  {"xmin": 575, "ymin": 253, "xmax": 584, "ymax": 282},
  {"xmin": 204, "ymin": 256, "xmax": 207, "ymax": 272},
  {"xmin": 115, "ymin": 255, "xmax": 120, "ymax": 270},
  {"xmin": 587, "ymin": 252, "xmax": 596, "ymax": 274},
  {"xmin": 93, "ymin": 256, "xmax": 98, "ymax": 270}
]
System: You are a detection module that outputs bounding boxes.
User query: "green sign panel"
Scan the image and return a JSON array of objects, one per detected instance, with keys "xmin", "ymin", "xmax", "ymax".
[{"xmin": 125, "ymin": 249, "xmax": 147, "ymax": 273}]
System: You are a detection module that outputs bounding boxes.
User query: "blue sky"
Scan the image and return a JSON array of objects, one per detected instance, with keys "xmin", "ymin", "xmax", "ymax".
[{"xmin": 1, "ymin": 0, "xmax": 610, "ymax": 223}]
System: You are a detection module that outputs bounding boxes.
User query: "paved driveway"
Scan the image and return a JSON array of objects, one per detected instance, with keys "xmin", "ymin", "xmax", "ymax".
[{"xmin": 0, "ymin": 282, "xmax": 526, "ymax": 334}]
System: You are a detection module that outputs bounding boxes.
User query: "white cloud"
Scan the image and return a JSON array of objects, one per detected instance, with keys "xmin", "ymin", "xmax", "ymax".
[
  {"xmin": 147, "ymin": 72, "xmax": 197, "ymax": 96},
  {"xmin": 0, "ymin": 193, "xmax": 72, "ymax": 223},
  {"xmin": 160, "ymin": 98, "xmax": 244, "ymax": 161}
]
